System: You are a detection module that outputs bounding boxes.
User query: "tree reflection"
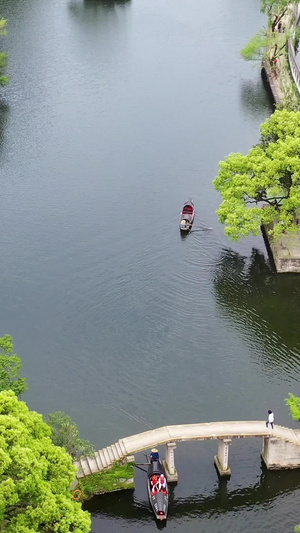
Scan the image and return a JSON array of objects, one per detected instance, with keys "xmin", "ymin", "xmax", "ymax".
[
  {"xmin": 69, "ymin": 0, "xmax": 131, "ymax": 18},
  {"xmin": 213, "ymin": 248, "xmax": 300, "ymax": 374},
  {"xmin": 0, "ymin": 101, "xmax": 9, "ymax": 158},
  {"xmin": 84, "ymin": 0, "xmax": 131, "ymax": 8},
  {"xmin": 240, "ymin": 77, "xmax": 273, "ymax": 117},
  {"xmin": 69, "ymin": 0, "xmax": 131, "ymax": 21}
]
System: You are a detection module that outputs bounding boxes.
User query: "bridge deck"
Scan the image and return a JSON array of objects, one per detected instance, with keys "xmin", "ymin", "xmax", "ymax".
[
  {"xmin": 74, "ymin": 421, "xmax": 300, "ymax": 479},
  {"xmin": 121, "ymin": 421, "xmax": 300, "ymax": 452}
]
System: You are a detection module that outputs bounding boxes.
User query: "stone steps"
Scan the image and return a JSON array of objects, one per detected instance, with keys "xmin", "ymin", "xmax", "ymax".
[
  {"xmin": 87, "ymin": 455, "xmax": 99, "ymax": 474},
  {"xmin": 80, "ymin": 457, "xmax": 92, "ymax": 477},
  {"xmin": 118, "ymin": 439, "xmax": 127, "ymax": 456},
  {"xmin": 111, "ymin": 443, "xmax": 121, "ymax": 461},
  {"xmin": 115, "ymin": 441, "xmax": 124, "ymax": 459},
  {"xmin": 274, "ymin": 425, "xmax": 298, "ymax": 444},
  {"xmin": 74, "ymin": 460, "xmax": 85, "ymax": 479},
  {"xmin": 74, "ymin": 439, "xmax": 127, "ymax": 479},
  {"xmin": 94, "ymin": 451, "xmax": 104, "ymax": 470}
]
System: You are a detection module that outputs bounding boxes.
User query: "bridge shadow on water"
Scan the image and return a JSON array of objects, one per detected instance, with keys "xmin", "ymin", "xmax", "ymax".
[
  {"xmin": 212, "ymin": 247, "xmax": 300, "ymax": 378},
  {"xmin": 68, "ymin": 0, "xmax": 131, "ymax": 19},
  {"xmin": 84, "ymin": 465, "xmax": 300, "ymax": 523},
  {"xmin": 83, "ymin": 0, "xmax": 131, "ymax": 5}
]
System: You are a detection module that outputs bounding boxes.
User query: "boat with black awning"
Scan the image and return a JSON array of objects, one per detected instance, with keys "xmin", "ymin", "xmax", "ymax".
[{"xmin": 147, "ymin": 460, "xmax": 168, "ymax": 521}]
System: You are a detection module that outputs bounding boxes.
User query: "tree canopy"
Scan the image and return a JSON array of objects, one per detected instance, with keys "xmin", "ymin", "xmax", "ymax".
[
  {"xmin": 285, "ymin": 393, "xmax": 300, "ymax": 532},
  {"xmin": 0, "ymin": 390, "xmax": 91, "ymax": 533},
  {"xmin": 285, "ymin": 393, "xmax": 300, "ymax": 420},
  {"xmin": 241, "ymin": 28, "xmax": 289, "ymax": 65},
  {"xmin": 213, "ymin": 109, "xmax": 300, "ymax": 240},
  {"xmin": 0, "ymin": 335, "xmax": 27, "ymax": 397},
  {"xmin": 46, "ymin": 411, "xmax": 95, "ymax": 459},
  {"xmin": 261, "ymin": 0, "xmax": 290, "ymax": 28},
  {"xmin": 0, "ymin": 18, "xmax": 8, "ymax": 86},
  {"xmin": 241, "ymin": 0, "xmax": 294, "ymax": 66}
]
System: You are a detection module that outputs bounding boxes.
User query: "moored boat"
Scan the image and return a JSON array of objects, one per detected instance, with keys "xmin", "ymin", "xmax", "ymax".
[
  {"xmin": 179, "ymin": 198, "xmax": 195, "ymax": 231},
  {"xmin": 147, "ymin": 460, "xmax": 168, "ymax": 521}
]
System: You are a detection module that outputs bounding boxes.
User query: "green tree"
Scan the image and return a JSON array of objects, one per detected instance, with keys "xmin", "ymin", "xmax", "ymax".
[
  {"xmin": 260, "ymin": 0, "xmax": 290, "ymax": 31},
  {"xmin": 0, "ymin": 335, "xmax": 27, "ymax": 397},
  {"xmin": 0, "ymin": 18, "xmax": 8, "ymax": 86},
  {"xmin": 213, "ymin": 109, "xmax": 300, "ymax": 240},
  {"xmin": 285, "ymin": 392, "xmax": 300, "ymax": 532},
  {"xmin": 241, "ymin": 28, "xmax": 289, "ymax": 65},
  {"xmin": 241, "ymin": 0, "xmax": 294, "ymax": 69},
  {"xmin": 0, "ymin": 390, "xmax": 91, "ymax": 532},
  {"xmin": 46, "ymin": 411, "xmax": 95, "ymax": 459},
  {"xmin": 285, "ymin": 393, "xmax": 300, "ymax": 420}
]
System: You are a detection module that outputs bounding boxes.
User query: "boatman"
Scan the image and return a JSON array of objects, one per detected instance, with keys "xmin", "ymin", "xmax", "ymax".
[{"xmin": 150, "ymin": 448, "xmax": 159, "ymax": 462}]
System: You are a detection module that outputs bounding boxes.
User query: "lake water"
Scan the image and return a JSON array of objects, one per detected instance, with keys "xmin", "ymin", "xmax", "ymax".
[{"xmin": 0, "ymin": 0, "xmax": 299, "ymax": 531}]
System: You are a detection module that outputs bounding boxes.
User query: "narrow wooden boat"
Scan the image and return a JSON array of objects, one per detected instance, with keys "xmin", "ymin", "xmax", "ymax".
[
  {"xmin": 147, "ymin": 460, "xmax": 168, "ymax": 521},
  {"xmin": 179, "ymin": 198, "xmax": 195, "ymax": 231}
]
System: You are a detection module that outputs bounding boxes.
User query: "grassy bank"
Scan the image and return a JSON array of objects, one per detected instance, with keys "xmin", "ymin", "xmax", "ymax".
[{"xmin": 78, "ymin": 462, "xmax": 135, "ymax": 500}]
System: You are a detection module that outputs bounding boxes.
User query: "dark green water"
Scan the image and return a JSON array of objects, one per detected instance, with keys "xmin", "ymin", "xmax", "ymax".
[{"xmin": 0, "ymin": 0, "xmax": 299, "ymax": 530}]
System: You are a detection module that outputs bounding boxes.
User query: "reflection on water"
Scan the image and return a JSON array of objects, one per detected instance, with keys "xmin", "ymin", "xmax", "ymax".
[
  {"xmin": 213, "ymin": 248, "xmax": 300, "ymax": 377},
  {"xmin": 84, "ymin": 0, "xmax": 131, "ymax": 6},
  {"xmin": 69, "ymin": 0, "xmax": 131, "ymax": 21},
  {"xmin": 84, "ymin": 466, "xmax": 300, "ymax": 521},
  {"xmin": 0, "ymin": 101, "xmax": 9, "ymax": 157},
  {"xmin": 240, "ymin": 78, "xmax": 273, "ymax": 117}
]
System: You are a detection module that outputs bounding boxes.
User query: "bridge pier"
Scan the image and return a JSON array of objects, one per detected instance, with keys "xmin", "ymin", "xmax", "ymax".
[
  {"xmin": 163, "ymin": 442, "xmax": 178, "ymax": 482},
  {"xmin": 262, "ymin": 436, "xmax": 300, "ymax": 469},
  {"xmin": 214, "ymin": 438, "xmax": 232, "ymax": 477}
]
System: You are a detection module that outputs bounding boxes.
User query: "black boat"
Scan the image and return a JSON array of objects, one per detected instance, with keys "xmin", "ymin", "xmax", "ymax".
[
  {"xmin": 179, "ymin": 198, "xmax": 195, "ymax": 232},
  {"xmin": 147, "ymin": 460, "xmax": 168, "ymax": 521}
]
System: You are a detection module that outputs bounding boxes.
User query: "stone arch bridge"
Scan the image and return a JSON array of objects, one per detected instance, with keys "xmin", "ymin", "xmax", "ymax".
[{"xmin": 74, "ymin": 421, "xmax": 300, "ymax": 482}]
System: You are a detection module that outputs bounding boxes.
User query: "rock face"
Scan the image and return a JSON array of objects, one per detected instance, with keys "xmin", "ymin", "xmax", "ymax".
[{"xmin": 261, "ymin": 225, "xmax": 300, "ymax": 273}]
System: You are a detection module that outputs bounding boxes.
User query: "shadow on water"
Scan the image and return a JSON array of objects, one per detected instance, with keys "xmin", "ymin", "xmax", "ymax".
[
  {"xmin": 0, "ymin": 101, "xmax": 9, "ymax": 159},
  {"xmin": 84, "ymin": 467, "xmax": 300, "ymax": 521},
  {"xmin": 240, "ymin": 78, "xmax": 274, "ymax": 117},
  {"xmin": 212, "ymin": 248, "xmax": 300, "ymax": 376},
  {"xmin": 68, "ymin": 0, "xmax": 131, "ymax": 19},
  {"xmin": 83, "ymin": 0, "xmax": 131, "ymax": 7}
]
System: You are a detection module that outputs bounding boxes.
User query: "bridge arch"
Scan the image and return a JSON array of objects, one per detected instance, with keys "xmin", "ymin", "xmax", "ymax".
[{"xmin": 74, "ymin": 421, "xmax": 300, "ymax": 482}]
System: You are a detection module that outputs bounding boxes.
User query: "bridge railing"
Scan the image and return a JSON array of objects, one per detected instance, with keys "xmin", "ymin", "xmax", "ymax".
[{"xmin": 288, "ymin": 4, "xmax": 300, "ymax": 94}]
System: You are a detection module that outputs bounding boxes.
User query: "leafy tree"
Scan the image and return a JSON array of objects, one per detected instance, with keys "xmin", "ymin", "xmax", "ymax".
[
  {"xmin": 0, "ymin": 335, "xmax": 27, "ymax": 397},
  {"xmin": 241, "ymin": 0, "xmax": 294, "ymax": 68},
  {"xmin": 260, "ymin": 0, "xmax": 290, "ymax": 31},
  {"xmin": 285, "ymin": 393, "xmax": 300, "ymax": 420},
  {"xmin": 46, "ymin": 411, "xmax": 95, "ymax": 459},
  {"xmin": 241, "ymin": 28, "xmax": 289, "ymax": 65},
  {"xmin": 0, "ymin": 390, "xmax": 91, "ymax": 532},
  {"xmin": 0, "ymin": 18, "xmax": 8, "ymax": 86},
  {"xmin": 286, "ymin": 392, "xmax": 300, "ymax": 532},
  {"xmin": 213, "ymin": 109, "xmax": 300, "ymax": 240}
]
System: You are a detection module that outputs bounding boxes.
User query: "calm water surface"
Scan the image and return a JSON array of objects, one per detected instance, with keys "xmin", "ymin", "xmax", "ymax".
[{"xmin": 0, "ymin": 0, "xmax": 299, "ymax": 531}]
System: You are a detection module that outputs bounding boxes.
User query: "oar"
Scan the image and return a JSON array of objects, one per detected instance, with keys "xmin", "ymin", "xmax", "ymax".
[
  {"xmin": 134, "ymin": 464, "xmax": 148, "ymax": 473},
  {"xmin": 190, "ymin": 226, "xmax": 212, "ymax": 232}
]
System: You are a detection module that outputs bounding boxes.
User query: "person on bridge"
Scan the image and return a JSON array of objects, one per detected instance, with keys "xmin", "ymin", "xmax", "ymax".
[
  {"xmin": 266, "ymin": 409, "xmax": 274, "ymax": 429},
  {"xmin": 150, "ymin": 448, "xmax": 159, "ymax": 462}
]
